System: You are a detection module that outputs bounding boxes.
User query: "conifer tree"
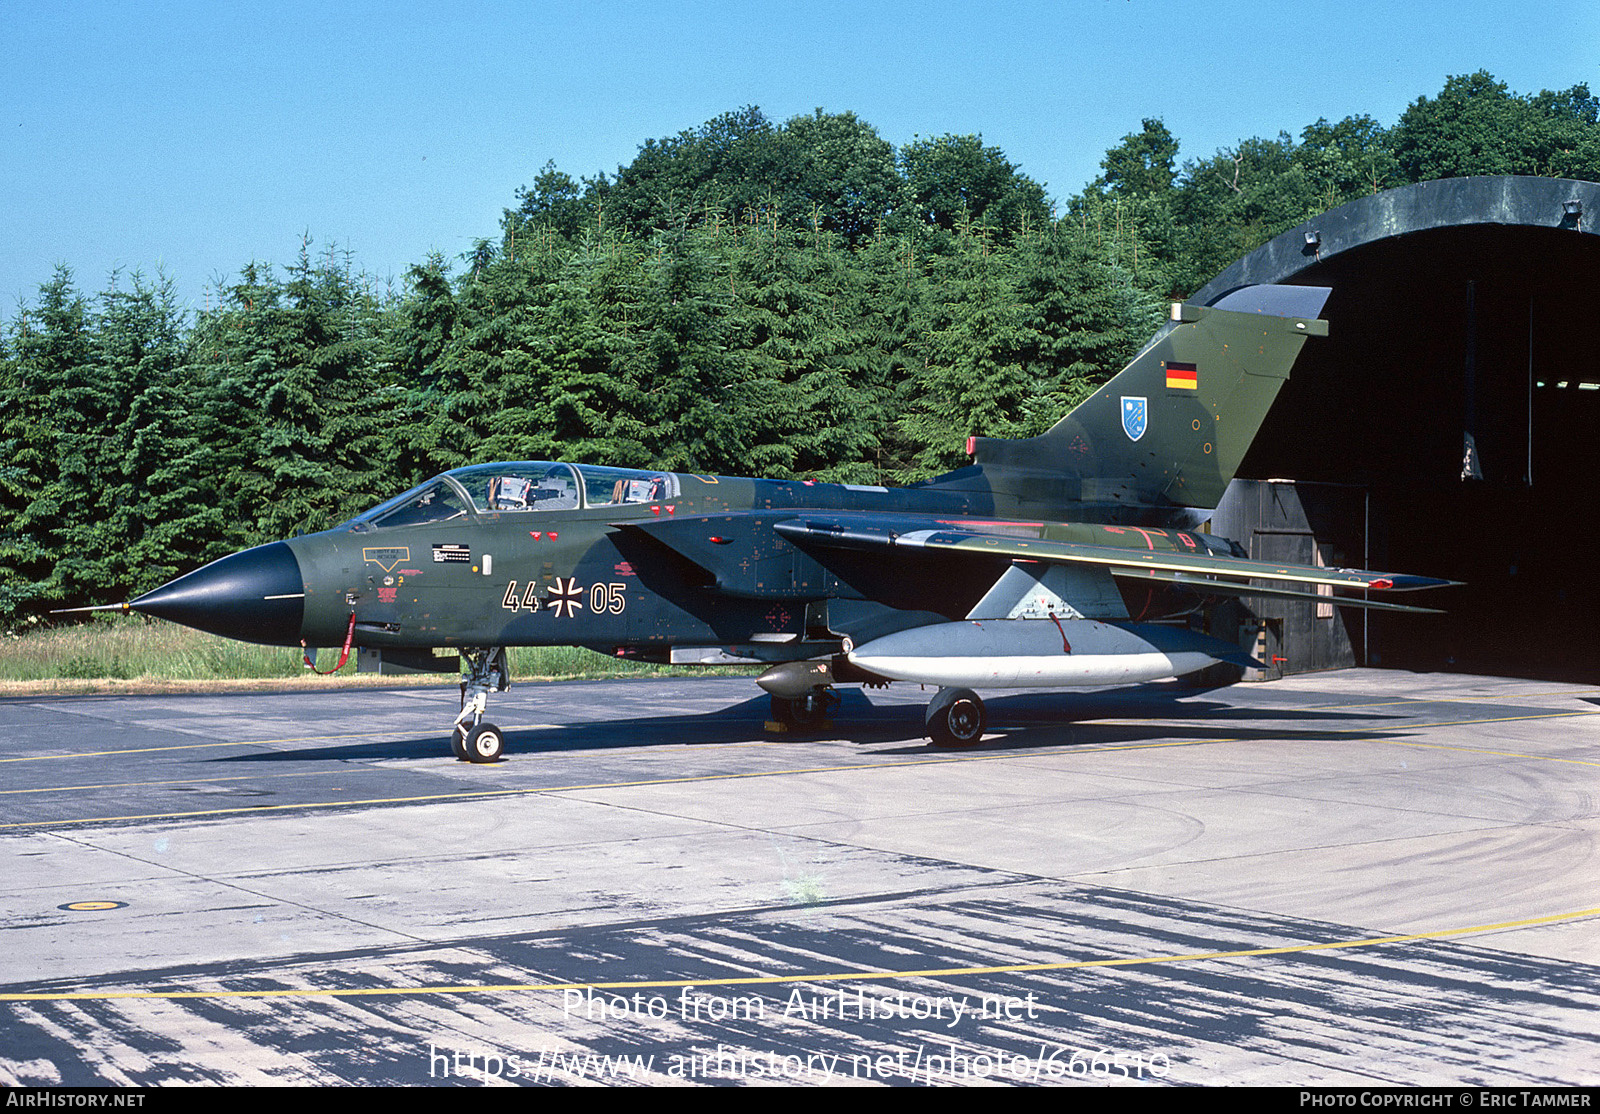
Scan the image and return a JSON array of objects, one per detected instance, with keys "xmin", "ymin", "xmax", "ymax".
[
  {"xmin": 898, "ymin": 225, "xmax": 1040, "ymax": 476},
  {"xmin": 729, "ymin": 221, "xmax": 885, "ymax": 479},
  {"xmin": 0, "ymin": 269, "xmax": 92, "ymax": 616},
  {"xmin": 191, "ymin": 245, "xmax": 388, "ymax": 543},
  {"xmin": 91, "ymin": 272, "xmax": 215, "ymax": 598},
  {"xmin": 527, "ymin": 235, "xmax": 652, "ymax": 467}
]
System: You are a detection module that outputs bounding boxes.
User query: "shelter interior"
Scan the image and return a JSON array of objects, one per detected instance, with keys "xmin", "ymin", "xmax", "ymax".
[{"xmin": 1226, "ymin": 221, "xmax": 1600, "ymax": 681}]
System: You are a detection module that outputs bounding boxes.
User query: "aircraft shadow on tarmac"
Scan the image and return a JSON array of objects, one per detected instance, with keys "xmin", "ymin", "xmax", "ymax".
[{"xmin": 216, "ymin": 682, "xmax": 1410, "ymax": 764}]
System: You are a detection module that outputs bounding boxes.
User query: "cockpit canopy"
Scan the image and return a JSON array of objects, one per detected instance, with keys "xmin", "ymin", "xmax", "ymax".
[{"xmin": 346, "ymin": 462, "xmax": 682, "ymax": 530}]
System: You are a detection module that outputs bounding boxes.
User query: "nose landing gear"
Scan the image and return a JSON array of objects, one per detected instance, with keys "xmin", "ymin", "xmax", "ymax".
[{"xmin": 452, "ymin": 647, "xmax": 509, "ymax": 762}]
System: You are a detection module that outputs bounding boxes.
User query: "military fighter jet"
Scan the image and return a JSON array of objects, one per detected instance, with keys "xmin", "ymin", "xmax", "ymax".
[{"xmin": 103, "ymin": 285, "xmax": 1453, "ymax": 760}]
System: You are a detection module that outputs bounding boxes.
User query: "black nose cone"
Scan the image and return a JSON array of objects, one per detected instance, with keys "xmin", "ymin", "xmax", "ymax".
[{"xmin": 130, "ymin": 541, "xmax": 305, "ymax": 645}]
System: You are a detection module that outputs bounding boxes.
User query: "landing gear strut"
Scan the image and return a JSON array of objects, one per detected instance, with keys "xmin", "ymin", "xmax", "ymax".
[
  {"xmin": 453, "ymin": 647, "xmax": 509, "ymax": 762},
  {"xmin": 926, "ymin": 687, "xmax": 986, "ymax": 748}
]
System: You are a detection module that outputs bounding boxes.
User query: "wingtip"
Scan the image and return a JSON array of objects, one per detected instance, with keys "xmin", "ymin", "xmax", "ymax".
[{"xmin": 1367, "ymin": 575, "xmax": 1464, "ymax": 592}]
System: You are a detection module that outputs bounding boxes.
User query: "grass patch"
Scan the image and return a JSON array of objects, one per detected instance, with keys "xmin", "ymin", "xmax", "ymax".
[
  {"xmin": 1, "ymin": 617, "xmax": 303, "ymax": 684},
  {"xmin": 0, "ymin": 616, "xmax": 756, "ymax": 692}
]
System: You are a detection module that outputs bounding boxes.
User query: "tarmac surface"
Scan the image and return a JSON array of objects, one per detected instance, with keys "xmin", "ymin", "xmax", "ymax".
[{"xmin": 0, "ymin": 669, "xmax": 1596, "ymax": 1087}]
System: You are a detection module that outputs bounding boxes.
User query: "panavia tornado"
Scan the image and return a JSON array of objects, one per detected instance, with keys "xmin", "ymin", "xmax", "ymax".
[{"xmin": 100, "ymin": 285, "xmax": 1453, "ymax": 760}]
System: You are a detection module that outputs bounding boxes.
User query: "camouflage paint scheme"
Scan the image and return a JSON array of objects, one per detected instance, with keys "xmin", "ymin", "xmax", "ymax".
[{"xmin": 120, "ymin": 286, "xmax": 1454, "ymax": 757}]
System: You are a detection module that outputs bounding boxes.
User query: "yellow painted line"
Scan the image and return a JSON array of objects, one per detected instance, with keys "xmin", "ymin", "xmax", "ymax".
[
  {"xmin": 9, "ymin": 692, "xmax": 1594, "ymax": 770},
  {"xmin": 0, "ymin": 739, "xmax": 1233, "ymax": 830},
  {"xmin": 0, "ymin": 732, "xmax": 419, "ymax": 763},
  {"xmin": 1300, "ymin": 688, "xmax": 1600, "ymax": 710},
  {"xmin": 4, "ymin": 904, "xmax": 1595, "ymax": 1003},
  {"xmin": 0, "ymin": 725, "xmax": 562, "ymax": 763},
  {"xmin": 1380, "ymin": 708, "xmax": 1600, "ymax": 736},
  {"xmin": 0, "ymin": 768, "xmax": 395, "ymax": 796},
  {"xmin": 0, "ymin": 785, "xmax": 565, "ymax": 829},
  {"xmin": 5, "ymin": 708, "xmax": 1598, "ymax": 831},
  {"xmin": 1316, "ymin": 697, "xmax": 1600, "ymax": 712},
  {"xmin": 1277, "ymin": 707, "xmax": 1600, "ymax": 736},
  {"xmin": 1377, "ymin": 738, "xmax": 1600, "ymax": 768},
  {"xmin": 0, "ymin": 728, "xmax": 923, "ymax": 800},
  {"xmin": 0, "ymin": 736, "xmax": 818, "ymax": 797}
]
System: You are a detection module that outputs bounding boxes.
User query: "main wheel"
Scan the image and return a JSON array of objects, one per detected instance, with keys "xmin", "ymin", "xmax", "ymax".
[
  {"xmin": 463, "ymin": 722, "xmax": 505, "ymax": 763},
  {"xmin": 450, "ymin": 726, "xmax": 468, "ymax": 761},
  {"xmin": 926, "ymin": 688, "xmax": 986, "ymax": 748},
  {"xmin": 770, "ymin": 689, "xmax": 828, "ymax": 730}
]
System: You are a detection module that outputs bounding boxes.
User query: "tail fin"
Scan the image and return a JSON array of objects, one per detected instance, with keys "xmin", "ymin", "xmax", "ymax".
[{"xmin": 964, "ymin": 285, "xmax": 1330, "ymax": 521}]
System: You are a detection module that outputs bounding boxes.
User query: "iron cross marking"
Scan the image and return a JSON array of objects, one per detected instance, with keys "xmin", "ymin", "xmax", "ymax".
[{"xmin": 548, "ymin": 577, "xmax": 584, "ymax": 618}]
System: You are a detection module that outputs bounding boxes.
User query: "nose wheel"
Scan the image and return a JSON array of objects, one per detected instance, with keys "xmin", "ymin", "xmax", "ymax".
[
  {"xmin": 452, "ymin": 647, "xmax": 509, "ymax": 762},
  {"xmin": 457, "ymin": 721, "xmax": 505, "ymax": 763}
]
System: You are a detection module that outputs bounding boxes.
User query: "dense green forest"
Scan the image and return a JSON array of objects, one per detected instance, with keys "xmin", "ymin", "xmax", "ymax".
[{"xmin": 4, "ymin": 71, "xmax": 1599, "ymax": 626}]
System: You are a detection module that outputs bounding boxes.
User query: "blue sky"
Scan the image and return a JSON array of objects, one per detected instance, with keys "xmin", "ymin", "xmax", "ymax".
[{"xmin": 3, "ymin": 0, "xmax": 1596, "ymax": 317}]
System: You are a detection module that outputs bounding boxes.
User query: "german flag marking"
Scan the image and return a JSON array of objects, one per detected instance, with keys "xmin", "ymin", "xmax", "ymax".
[{"xmin": 1166, "ymin": 361, "xmax": 1198, "ymax": 389}]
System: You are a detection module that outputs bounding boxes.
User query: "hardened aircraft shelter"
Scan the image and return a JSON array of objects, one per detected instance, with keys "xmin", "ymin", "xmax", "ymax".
[{"xmin": 1194, "ymin": 175, "xmax": 1600, "ymax": 680}]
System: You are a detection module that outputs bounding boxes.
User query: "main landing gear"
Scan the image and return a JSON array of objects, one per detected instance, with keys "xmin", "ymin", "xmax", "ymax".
[
  {"xmin": 771, "ymin": 682, "xmax": 988, "ymax": 748},
  {"xmin": 925, "ymin": 687, "xmax": 986, "ymax": 748},
  {"xmin": 453, "ymin": 647, "xmax": 510, "ymax": 762}
]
